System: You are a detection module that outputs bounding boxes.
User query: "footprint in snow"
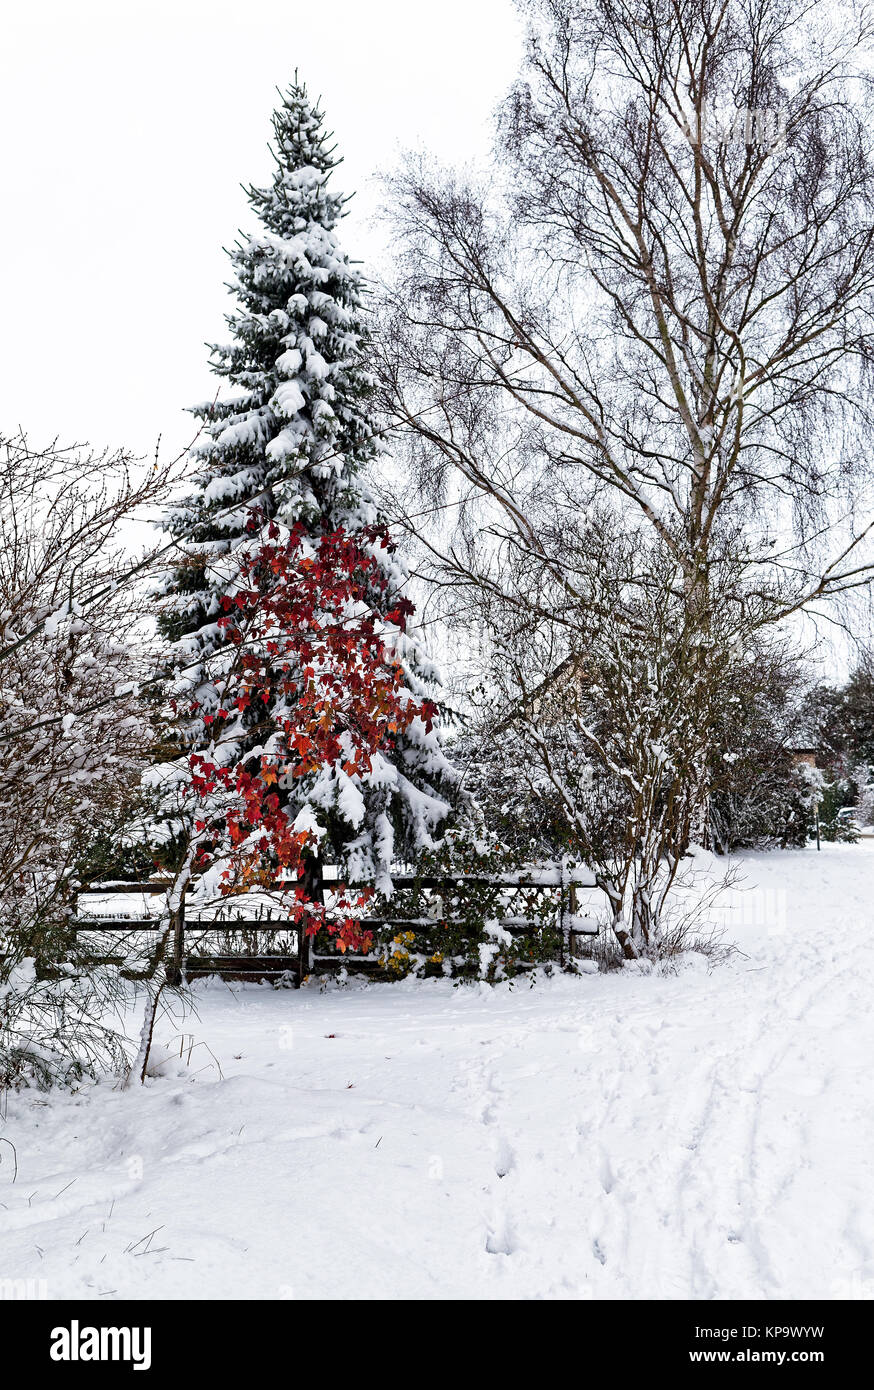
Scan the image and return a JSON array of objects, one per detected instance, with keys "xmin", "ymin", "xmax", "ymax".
[
  {"xmin": 599, "ymin": 1151, "xmax": 615, "ymax": 1194},
  {"xmin": 494, "ymin": 1135, "xmax": 515, "ymax": 1179},
  {"xmin": 485, "ymin": 1220, "xmax": 517, "ymax": 1256}
]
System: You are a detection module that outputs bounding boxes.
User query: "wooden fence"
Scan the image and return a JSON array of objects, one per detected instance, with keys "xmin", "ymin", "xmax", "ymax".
[{"xmin": 73, "ymin": 866, "xmax": 601, "ymax": 985}]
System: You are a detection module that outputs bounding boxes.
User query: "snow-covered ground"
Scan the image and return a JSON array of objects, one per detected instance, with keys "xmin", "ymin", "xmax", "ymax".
[{"xmin": 2, "ymin": 844, "xmax": 872, "ymax": 1301}]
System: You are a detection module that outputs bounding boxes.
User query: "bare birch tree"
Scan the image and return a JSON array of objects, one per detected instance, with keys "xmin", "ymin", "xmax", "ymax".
[{"xmin": 376, "ymin": 0, "xmax": 874, "ymax": 954}]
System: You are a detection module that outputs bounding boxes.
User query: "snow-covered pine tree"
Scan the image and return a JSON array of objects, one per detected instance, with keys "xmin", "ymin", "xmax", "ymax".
[{"xmin": 152, "ymin": 78, "xmax": 452, "ymax": 892}]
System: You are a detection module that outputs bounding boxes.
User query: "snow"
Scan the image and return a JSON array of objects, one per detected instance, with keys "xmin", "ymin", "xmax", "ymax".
[{"xmin": 1, "ymin": 843, "xmax": 872, "ymax": 1301}]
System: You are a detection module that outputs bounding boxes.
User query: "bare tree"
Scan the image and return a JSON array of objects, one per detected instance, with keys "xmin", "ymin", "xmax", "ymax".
[
  {"xmin": 0, "ymin": 434, "xmax": 174, "ymax": 1086},
  {"xmin": 376, "ymin": 0, "xmax": 874, "ymax": 949},
  {"xmin": 458, "ymin": 513, "xmax": 743, "ymax": 954}
]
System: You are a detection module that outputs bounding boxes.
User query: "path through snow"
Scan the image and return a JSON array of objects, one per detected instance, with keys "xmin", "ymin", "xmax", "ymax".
[{"xmin": 1, "ymin": 845, "xmax": 872, "ymax": 1299}]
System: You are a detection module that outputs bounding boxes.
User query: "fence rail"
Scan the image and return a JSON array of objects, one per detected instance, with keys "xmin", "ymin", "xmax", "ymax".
[{"xmin": 72, "ymin": 867, "xmax": 602, "ymax": 984}]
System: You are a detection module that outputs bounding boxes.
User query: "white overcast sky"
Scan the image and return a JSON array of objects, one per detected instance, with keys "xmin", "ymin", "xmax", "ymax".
[{"xmin": 2, "ymin": 0, "xmax": 522, "ymax": 461}]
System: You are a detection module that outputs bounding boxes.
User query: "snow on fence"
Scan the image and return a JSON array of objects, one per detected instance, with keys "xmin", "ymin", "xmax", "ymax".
[{"xmin": 73, "ymin": 866, "xmax": 602, "ymax": 985}]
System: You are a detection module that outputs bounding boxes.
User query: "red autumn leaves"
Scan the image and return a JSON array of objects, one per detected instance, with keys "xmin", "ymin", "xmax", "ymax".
[{"xmin": 187, "ymin": 518, "xmax": 436, "ymax": 952}]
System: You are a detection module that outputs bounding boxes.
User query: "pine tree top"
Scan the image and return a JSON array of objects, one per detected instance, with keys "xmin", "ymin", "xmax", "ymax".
[
  {"xmin": 246, "ymin": 79, "xmax": 347, "ymax": 239},
  {"xmin": 167, "ymin": 77, "xmax": 377, "ymax": 544}
]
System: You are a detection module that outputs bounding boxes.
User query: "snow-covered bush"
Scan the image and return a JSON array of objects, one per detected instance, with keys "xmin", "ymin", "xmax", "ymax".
[
  {"xmin": 0, "ymin": 433, "xmax": 173, "ymax": 1089},
  {"xmin": 440, "ymin": 519, "xmax": 735, "ymax": 960},
  {"xmin": 807, "ymin": 655, "xmax": 874, "ymax": 830},
  {"xmin": 364, "ymin": 827, "xmax": 563, "ymax": 982},
  {"xmin": 707, "ymin": 645, "xmax": 818, "ymax": 852},
  {"xmin": 816, "ymin": 777, "xmax": 860, "ymax": 843}
]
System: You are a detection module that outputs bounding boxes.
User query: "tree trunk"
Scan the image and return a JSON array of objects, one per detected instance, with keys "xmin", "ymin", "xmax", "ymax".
[{"xmin": 297, "ymin": 855, "xmax": 323, "ymax": 986}]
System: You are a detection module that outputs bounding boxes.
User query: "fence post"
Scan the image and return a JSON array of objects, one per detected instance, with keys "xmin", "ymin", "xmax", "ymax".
[
  {"xmin": 559, "ymin": 858, "xmax": 567, "ymax": 967},
  {"xmin": 559, "ymin": 859, "xmax": 579, "ymax": 967},
  {"xmin": 297, "ymin": 857, "xmax": 322, "ymax": 987},
  {"xmin": 297, "ymin": 917, "xmax": 312, "ymax": 988},
  {"xmin": 167, "ymin": 888, "xmax": 186, "ymax": 987}
]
